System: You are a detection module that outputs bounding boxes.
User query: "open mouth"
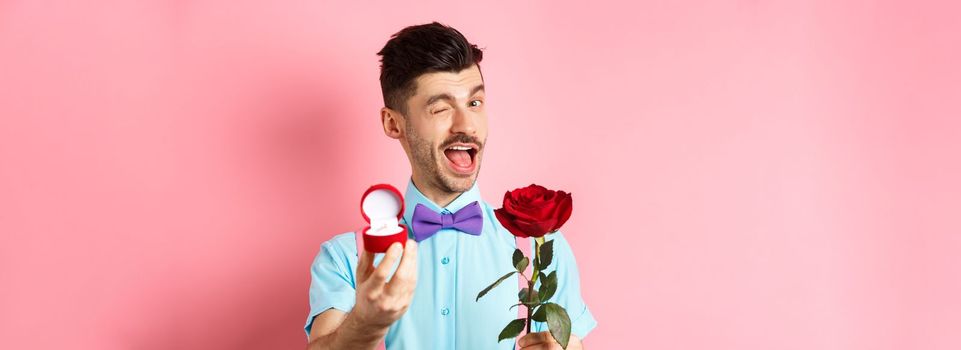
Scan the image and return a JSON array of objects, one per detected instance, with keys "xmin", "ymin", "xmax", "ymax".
[{"xmin": 442, "ymin": 143, "xmax": 479, "ymax": 175}]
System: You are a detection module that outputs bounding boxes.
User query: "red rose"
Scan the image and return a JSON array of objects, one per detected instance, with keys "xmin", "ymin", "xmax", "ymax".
[{"xmin": 494, "ymin": 184, "xmax": 573, "ymax": 238}]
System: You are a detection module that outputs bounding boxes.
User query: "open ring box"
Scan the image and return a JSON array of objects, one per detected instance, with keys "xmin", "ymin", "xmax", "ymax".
[{"xmin": 360, "ymin": 184, "xmax": 408, "ymax": 253}]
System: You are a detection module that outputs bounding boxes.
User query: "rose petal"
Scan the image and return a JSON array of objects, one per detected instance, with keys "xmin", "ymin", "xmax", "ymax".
[
  {"xmin": 502, "ymin": 190, "xmax": 538, "ymax": 220},
  {"xmin": 551, "ymin": 192, "xmax": 573, "ymax": 231},
  {"xmin": 504, "ymin": 197, "xmax": 540, "ymax": 222},
  {"xmin": 495, "ymin": 208, "xmax": 529, "ymax": 238},
  {"xmin": 512, "ymin": 216, "xmax": 555, "ymax": 238}
]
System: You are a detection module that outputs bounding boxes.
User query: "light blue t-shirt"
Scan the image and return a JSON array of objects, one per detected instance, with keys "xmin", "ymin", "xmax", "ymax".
[{"xmin": 305, "ymin": 179, "xmax": 596, "ymax": 349}]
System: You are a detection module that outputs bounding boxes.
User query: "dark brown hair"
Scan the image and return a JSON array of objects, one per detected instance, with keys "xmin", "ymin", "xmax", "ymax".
[{"xmin": 377, "ymin": 22, "xmax": 483, "ymax": 115}]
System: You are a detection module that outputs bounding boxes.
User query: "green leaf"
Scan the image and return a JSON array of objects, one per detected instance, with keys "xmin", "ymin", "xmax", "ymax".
[
  {"xmin": 544, "ymin": 303, "xmax": 572, "ymax": 349},
  {"xmin": 539, "ymin": 239, "xmax": 555, "ymax": 268},
  {"xmin": 538, "ymin": 271, "xmax": 558, "ymax": 302},
  {"xmin": 512, "ymin": 248, "xmax": 523, "ymax": 267},
  {"xmin": 531, "ymin": 304, "xmax": 547, "ymax": 322},
  {"xmin": 515, "ymin": 257, "xmax": 529, "ymax": 273},
  {"xmin": 498, "ymin": 318, "xmax": 527, "ymax": 342},
  {"xmin": 476, "ymin": 271, "xmax": 516, "ymax": 301},
  {"xmin": 519, "ymin": 288, "xmax": 540, "ymax": 306}
]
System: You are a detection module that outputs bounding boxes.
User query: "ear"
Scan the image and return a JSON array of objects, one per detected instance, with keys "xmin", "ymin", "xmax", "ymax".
[{"xmin": 381, "ymin": 107, "xmax": 404, "ymax": 140}]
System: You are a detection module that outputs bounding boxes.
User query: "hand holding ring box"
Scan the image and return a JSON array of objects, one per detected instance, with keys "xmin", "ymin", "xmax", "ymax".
[{"xmin": 360, "ymin": 184, "xmax": 408, "ymax": 253}]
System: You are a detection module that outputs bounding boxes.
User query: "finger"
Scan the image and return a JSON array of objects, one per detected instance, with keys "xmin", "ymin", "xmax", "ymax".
[
  {"xmin": 520, "ymin": 345, "xmax": 554, "ymax": 350},
  {"xmin": 519, "ymin": 342, "xmax": 558, "ymax": 350},
  {"xmin": 386, "ymin": 240, "xmax": 418, "ymax": 295},
  {"xmin": 568, "ymin": 335, "xmax": 583, "ymax": 350},
  {"xmin": 356, "ymin": 249, "xmax": 374, "ymax": 282},
  {"xmin": 390, "ymin": 240, "xmax": 418, "ymax": 282},
  {"xmin": 370, "ymin": 243, "xmax": 403, "ymax": 284},
  {"xmin": 518, "ymin": 332, "xmax": 553, "ymax": 347}
]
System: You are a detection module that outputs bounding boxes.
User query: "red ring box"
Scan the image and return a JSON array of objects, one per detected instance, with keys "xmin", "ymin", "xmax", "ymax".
[{"xmin": 360, "ymin": 184, "xmax": 408, "ymax": 253}]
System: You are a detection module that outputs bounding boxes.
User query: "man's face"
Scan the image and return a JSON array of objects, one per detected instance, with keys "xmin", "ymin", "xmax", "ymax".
[{"xmin": 399, "ymin": 64, "xmax": 487, "ymax": 194}]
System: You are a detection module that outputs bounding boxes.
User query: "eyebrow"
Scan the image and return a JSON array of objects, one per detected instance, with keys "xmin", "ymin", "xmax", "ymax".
[{"xmin": 425, "ymin": 84, "xmax": 485, "ymax": 106}]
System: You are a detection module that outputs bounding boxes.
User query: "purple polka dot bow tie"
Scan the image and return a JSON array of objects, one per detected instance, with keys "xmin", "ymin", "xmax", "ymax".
[{"xmin": 411, "ymin": 201, "xmax": 483, "ymax": 242}]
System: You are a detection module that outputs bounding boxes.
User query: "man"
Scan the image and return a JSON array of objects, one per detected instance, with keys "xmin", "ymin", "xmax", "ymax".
[{"xmin": 305, "ymin": 22, "xmax": 596, "ymax": 349}]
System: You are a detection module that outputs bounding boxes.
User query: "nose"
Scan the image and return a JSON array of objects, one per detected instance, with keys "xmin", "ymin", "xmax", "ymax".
[{"xmin": 450, "ymin": 107, "xmax": 477, "ymax": 135}]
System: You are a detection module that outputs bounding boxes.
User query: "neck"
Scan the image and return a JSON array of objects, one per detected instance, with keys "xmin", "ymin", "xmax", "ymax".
[{"xmin": 411, "ymin": 174, "xmax": 462, "ymax": 208}]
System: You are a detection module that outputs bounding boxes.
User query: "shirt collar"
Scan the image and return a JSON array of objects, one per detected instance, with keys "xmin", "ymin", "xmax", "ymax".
[{"xmin": 402, "ymin": 177, "xmax": 483, "ymax": 227}]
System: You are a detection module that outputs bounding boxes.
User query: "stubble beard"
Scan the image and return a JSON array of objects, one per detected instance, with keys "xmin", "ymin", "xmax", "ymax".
[{"xmin": 406, "ymin": 125, "xmax": 480, "ymax": 194}]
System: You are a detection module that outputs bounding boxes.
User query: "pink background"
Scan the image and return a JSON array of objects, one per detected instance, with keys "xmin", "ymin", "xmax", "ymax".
[{"xmin": 2, "ymin": 1, "xmax": 959, "ymax": 349}]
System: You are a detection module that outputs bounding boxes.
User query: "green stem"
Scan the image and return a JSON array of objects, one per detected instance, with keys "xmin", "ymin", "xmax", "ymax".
[
  {"xmin": 526, "ymin": 237, "xmax": 543, "ymax": 334},
  {"xmin": 525, "ymin": 278, "xmax": 534, "ymax": 333}
]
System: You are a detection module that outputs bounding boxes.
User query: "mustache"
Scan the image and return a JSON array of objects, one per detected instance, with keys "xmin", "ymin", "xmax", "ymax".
[{"xmin": 440, "ymin": 134, "xmax": 484, "ymax": 150}]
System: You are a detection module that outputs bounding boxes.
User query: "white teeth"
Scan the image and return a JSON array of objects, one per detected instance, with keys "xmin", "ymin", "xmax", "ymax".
[{"xmin": 448, "ymin": 146, "xmax": 472, "ymax": 151}]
